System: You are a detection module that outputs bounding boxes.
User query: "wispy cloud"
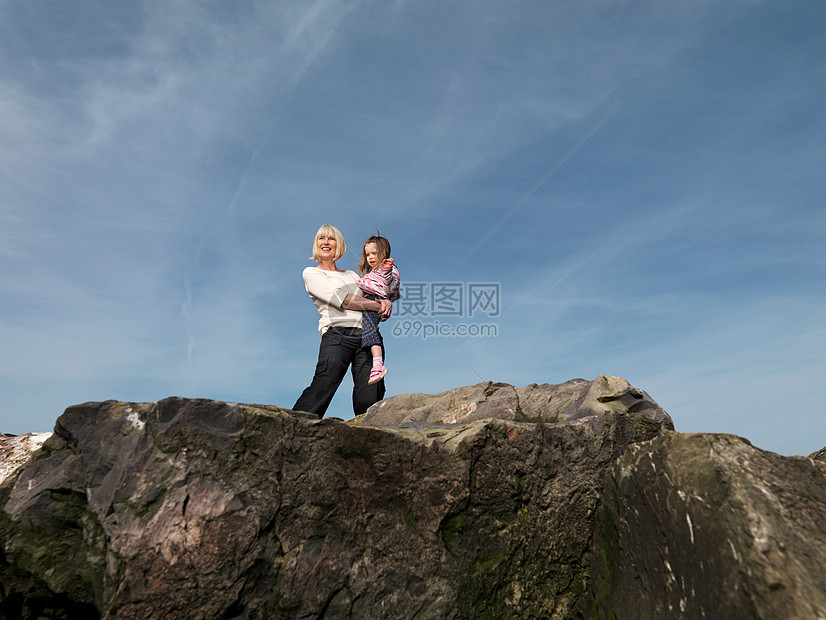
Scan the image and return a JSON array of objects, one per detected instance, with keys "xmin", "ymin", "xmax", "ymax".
[
  {"xmin": 1, "ymin": 0, "xmax": 824, "ymax": 459},
  {"xmin": 280, "ymin": 0, "xmax": 360, "ymax": 89}
]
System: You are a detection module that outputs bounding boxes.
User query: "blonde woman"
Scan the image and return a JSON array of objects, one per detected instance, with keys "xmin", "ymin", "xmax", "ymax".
[{"xmin": 292, "ymin": 225, "xmax": 392, "ymax": 416}]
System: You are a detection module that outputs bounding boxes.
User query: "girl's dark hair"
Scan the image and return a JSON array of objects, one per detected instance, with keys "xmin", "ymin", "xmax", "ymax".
[{"xmin": 358, "ymin": 232, "xmax": 391, "ymax": 275}]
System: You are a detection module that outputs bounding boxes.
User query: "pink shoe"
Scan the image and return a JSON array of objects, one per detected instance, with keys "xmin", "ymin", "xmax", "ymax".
[{"xmin": 368, "ymin": 364, "xmax": 388, "ymax": 385}]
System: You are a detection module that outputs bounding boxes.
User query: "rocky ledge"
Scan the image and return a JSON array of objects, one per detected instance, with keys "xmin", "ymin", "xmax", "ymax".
[{"xmin": 0, "ymin": 376, "xmax": 824, "ymax": 619}]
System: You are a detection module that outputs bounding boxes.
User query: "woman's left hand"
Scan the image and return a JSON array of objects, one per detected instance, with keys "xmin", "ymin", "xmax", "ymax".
[{"xmin": 378, "ymin": 299, "xmax": 393, "ymax": 320}]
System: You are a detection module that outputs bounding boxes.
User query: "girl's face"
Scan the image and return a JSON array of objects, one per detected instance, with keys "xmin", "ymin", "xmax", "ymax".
[{"xmin": 364, "ymin": 242, "xmax": 379, "ymax": 268}]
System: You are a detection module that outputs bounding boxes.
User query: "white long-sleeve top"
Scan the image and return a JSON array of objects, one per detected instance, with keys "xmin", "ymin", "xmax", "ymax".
[{"xmin": 301, "ymin": 267, "xmax": 364, "ymax": 335}]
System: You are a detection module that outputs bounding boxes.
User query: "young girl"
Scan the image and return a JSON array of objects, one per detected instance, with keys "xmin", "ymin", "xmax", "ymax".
[{"xmin": 357, "ymin": 234, "xmax": 400, "ymax": 385}]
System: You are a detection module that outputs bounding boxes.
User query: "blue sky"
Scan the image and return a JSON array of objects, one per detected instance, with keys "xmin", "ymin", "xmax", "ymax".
[{"xmin": 1, "ymin": 0, "xmax": 824, "ymax": 456}]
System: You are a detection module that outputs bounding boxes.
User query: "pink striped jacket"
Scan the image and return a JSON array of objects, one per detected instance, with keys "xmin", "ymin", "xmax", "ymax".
[{"xmin": 358, "ymin": 263, "xmax": 400, "ymax": 302}]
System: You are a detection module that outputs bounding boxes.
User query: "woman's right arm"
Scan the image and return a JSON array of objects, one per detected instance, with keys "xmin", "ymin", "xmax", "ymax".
[
  {"xmin": 303, "ymin": 268, "xmax": 391, "ymax": 317},
  {"xmin": 342, "ymin": 295, "xmax": 393, "ymax": 319}
]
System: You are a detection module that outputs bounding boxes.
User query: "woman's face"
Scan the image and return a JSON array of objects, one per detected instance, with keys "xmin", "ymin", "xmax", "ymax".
[
  {"xmin": 364, "ymin": 242, "xmax": 379, "ymax": 268},
  {"xmin": 316, "ymin": 233, "xmax": 337, "ymax": 261}
]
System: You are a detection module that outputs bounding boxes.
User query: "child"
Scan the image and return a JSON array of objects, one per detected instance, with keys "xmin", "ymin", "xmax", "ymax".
[{"xmin": 357, "ymin": 234, "xmax": 400, "ymax": 385}]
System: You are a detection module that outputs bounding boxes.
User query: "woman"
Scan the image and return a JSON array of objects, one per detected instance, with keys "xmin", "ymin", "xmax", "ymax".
[{"xmin": 292, "ymin": 225, "xmax": 393, "ymax": 417}]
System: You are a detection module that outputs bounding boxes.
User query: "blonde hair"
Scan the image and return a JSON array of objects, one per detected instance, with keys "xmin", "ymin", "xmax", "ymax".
[
  {"xmin": 358, "ymin": 233, "xmax": 391, "ymax": 276},
  {"xmin": 310, "ymin": 225, "xmax": 346, "ymax": 261}
]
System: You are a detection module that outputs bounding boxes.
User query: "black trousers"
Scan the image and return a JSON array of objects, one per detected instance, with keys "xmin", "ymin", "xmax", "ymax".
[{"xmin": 293, "ymin": 326, "xmax": 385, "ymax": 417}]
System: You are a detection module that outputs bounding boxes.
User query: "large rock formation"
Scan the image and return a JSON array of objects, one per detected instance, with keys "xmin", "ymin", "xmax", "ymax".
[
  {"xmin": 360, "ymin": 375, "xmax": 671, "ymax": 428},
  {"xmin": 591, "ymin": 432, "xmax": 826, "ymax": 618},
  {"xmin": 0, "ymin": 375, "xmax": 824, "ymax": 619}
]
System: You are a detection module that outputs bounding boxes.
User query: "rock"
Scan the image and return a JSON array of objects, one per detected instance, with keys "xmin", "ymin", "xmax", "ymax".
[
  {"xmin": 0, "ymin": 432, "xmax": 52, "ymax": 486},
  {"xmin": 360, "ymin": 375, "xmax": 674, "ymax": 429},
  {"xmin": 591, "ymin": 432, "xmax": 826, "ymax": 618},
  {"xmin": 0, "ymin": 386, "xmax": 669, "ymax": 619},
  {"xmin": 3, "ymin": 379, "xmax": 824, "ymax": 619},
  {"xmin": 810, "ymin": 446, "xmax": 826, "ymax": 462}
]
